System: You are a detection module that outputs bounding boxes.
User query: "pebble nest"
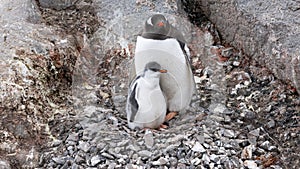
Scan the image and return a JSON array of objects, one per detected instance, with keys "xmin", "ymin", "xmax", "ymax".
[
  {"xmin": 42, "ymin": 44, "xmax": 299, "ymax": 169},
  {"xmin": 41, "ymin": 7, "xmax": 299, "ymax": 169}
]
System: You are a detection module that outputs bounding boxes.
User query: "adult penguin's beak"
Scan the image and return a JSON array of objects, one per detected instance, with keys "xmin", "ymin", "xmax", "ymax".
[
  {"xmin": 157, "ymin": 21, "xmax": 164, "ymax": 27},
  {"xmin": 159, "ymin": 69, "xmax": 167, "ymax": 73}
]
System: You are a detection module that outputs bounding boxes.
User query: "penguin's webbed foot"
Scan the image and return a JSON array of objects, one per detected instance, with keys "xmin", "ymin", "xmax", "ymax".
[{"xmin": 165, "ymin": 111, "xmax": 178, "ymax": 121}]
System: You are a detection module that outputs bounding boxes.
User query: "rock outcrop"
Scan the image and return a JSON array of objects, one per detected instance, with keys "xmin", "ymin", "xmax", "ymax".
[{"xmin": 186, "ymin": 0, "xmax": 300, "ymax": 92}]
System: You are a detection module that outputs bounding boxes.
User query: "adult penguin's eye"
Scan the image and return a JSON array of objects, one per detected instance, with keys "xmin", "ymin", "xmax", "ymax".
[{"xmin": 150, "ymin": 68, "xmax": 159, "ymax": 72}]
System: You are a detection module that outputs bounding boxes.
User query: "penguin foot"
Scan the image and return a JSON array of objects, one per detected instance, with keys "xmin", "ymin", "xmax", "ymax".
[
  {"xmin": 159, "ymin": 124, "xmax": 168, "ymax": 129},
  {"xmin": 142, "ymin": 125, "xmax": 167, "ymax": 132},
  {"xmin": 165, "ymin": 111, "xmax": 178, "ymax": 121}
]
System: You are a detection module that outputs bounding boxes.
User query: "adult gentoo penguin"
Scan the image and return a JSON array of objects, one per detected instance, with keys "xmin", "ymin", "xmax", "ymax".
[
  {"xmin": 134, "ymin": 14, "xmax": 195, "ymax": 120},
  {"xmin": 126, "ymin": 62, "xmax": 167, "ymax": 130}
]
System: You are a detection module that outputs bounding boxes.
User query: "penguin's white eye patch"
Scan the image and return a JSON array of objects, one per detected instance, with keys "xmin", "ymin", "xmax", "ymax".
[{"xmin": 147, "ymin": 17, "xmax": 153, "ymax": 26}]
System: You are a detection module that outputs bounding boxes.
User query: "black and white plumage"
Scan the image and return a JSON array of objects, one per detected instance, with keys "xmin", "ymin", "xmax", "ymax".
[
  {"xmin": 134, "ymin": 14, "xmax": 195, "ymax": 113},
  {"xmin": 126, "ymin": 62, "xmax": 167, "ymax": 130}
]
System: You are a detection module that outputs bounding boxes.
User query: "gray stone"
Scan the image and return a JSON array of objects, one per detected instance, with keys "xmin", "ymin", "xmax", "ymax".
[
  {"xmin": 61, "ymin": 161, "xmax": 72, "ymax": 169},
  {"xmin": 223, "ymin": 129, "xmax": 236, "ymax": 138},
  {"xmin": 117, "ymin": 140, "xmax": 129, "ymax": 147},
  {"xmin": 143, "ymin": 130, "xmax": 154, "ymax": 149},
  {"xmin": 114, "ymin": 147, "xmax": 121, "ymax": 154},
  {"xmin": 209, "ymin": 163, "xmax": 215, "ymax": 169},
  {"xmin": 71, "ymin": 163, "xmax": 80, "ymax": 169},
  {"xmin": 224, "ymin": 115, "xmax": 232, "ymax": 123},
  {"xmin": 38, "ymin": 0, "xmax": 77, "ymax": 10},
  {"xmin": 248, "ymin": 135, "xmax": 257, "ymax": 145},
  {"xmin": 231, "ymin": 156, "xmax": 241, "ymax": 168},
  {"xmin": 270, "ymin": 165, "xmax": 283, "ymax": 169},
  {"xmin": 112, "ymin": 95, "xmax": 127, "ymax": 111},
  {"xmin": 52, "ymin": 157, "xmax": 66, "ymax": 165},
  {"xmin": 249, "ymin": 128, "xmax": 260, "ymax": 137},
  {"xmin": 266, "ymin": 119, "xmax": 275, "ymax": 128},
  {"xmin": 209, "ymin": 115, "xmax": 225, "ymax": 122},
  {"xmin": 268, "ymin": 146, "xmax": 278, "ymax": 152},
  {"xmin": 191, "ymin": 157, "xmax": 201, "ymax": 166},
  {"xmin": 107, "ymin": 163, "xmax": 117, "ymax": 169},
  {"xmin": 210, "ymin": 154, "xmax": 220, "ymax": 163},
  {"xmin": 67, "ymin": 133, "xmax": 79, "ymax": 143},
  {"xmin": 215, "ymin": 140, "xmax": 223, "ymax": 147},
  {"xmin": 202, "ymin": 153, "xmax": 210, "ymax": 162},
  {"xmin": 0, "ymin": 142, "xmax": 16, "ymax": 154},
  {"xmin": 152, "ymin": 157, "xmax": 169, "ymax": 166},
  {"xmin": 90, "ymin": 155, "xmax": 101, "ymax": 166},
  {"xmin": 74, "ymin": 154, "xmax": 85, "ymax": 164},
  {"xmin": 117, "ymin": 158, "xmax": 126, "ymax": 165},
  {"xmin": 232, "ymin": 61, "xmax": 240, "ymax": 66},
  {"xmin": 243, "ymin": 160, "xmax": 258, "ymax": 169},
  {"xmin": 218, "ymin": 147, "xmax": 226, "ymax": 154},
  {"xmin": 203, "ymin": 143, "xmax": 211, "ymax": 149},
  {"xmin": 178, "ymin": 158, "xmax": 187, "ymax": 164},
  {"xmin": 221, "ymin": 47, "xmax": 234, "ymax": 57},
  {"xmin": 192, "ymin": 142, "xmax": 206, "ymax": 153},
  {"xmin": 138, "ymin": 150, "xmax": 152, "ymax": 158},
  {"xmin": 67, "ymin": 141, "xmax": 77, "ymax": 146},
  {"xmin": 0, "ymin": 160, "xmax": 11, "ymax": 169},
  {"xmin": 96, "ymin": 143, "xmax": 107, "ymax": 150},
  {"xmin": 13, "ymin": 124, "xmax": 30, "ymax": 139},
  {"xmin": 224, "ymin": 143, "xmax": 233, "ymax": 149},
  {"xmin": 256, "ymin": 147, "xmax": 266, "ymax": 154},
  {"xmin": 126, "ymin": 144, "xmax": 141, "ymax": 152},
  {"xmin": 52, "ymin": 139, "xmax": 62, "ymax": 147},
  {"xmin": 101, "ymin": 152, "xmax": 114, "ymax": 160},
  {"xmin": 126, "ymin": 164, "xmax": 135, "ymax": 169},
  {"xmin": 260, "ymin": 140, "xmax": 270, "ymax": 150},
  {"xmin": 78, "ymin": 141, "xmax": 90, "ymax": 153},
  {"xmin": 241, "ymin": 145, "xmax": 255, "ymax": 159},
  {"xmin": 209, "ymin": 103, "xmax": 227, "ymax": 114},
  {"xmin": 169, "ymin": 157, "xmax": 178, "ymax": 166},
  {"xmin": 224, "ymin": 159, "xmax": 234, "ymax": 169},
  {"xmin": 0, "ymin": 0, "xmax": 41, "ymax": 24},
  {"xmin": 67, "ymin": 146, "xmax": 75, "ymax": 155}
]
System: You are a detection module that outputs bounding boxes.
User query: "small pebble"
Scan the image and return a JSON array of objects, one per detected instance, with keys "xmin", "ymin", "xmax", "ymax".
[
  {"xmin": 249, "ymin": 128, "xmax": 260, "ymax": 136},
  {"xmin": 241, "ymin": 145, "xmax": 255, "ymax": 159},
  {"xmin": 143, "ymin": 130, "xmax": 154, "ymax": 148},
  {"xmin": 192, "ymin": 142, "xmax": 206, "ymax": 153},
  {"xmin": 266, "ymin": 119, "xmax": 275, "ymax": 128},
  {"xmin": 191, "ymin": 157, "xmax": 201, "ymax": 165},
  {"xmin": 138, "ymin": 150, "xmax": 152, "ymax": 158},
  {"xmin": 152, "ymin": 157, "xmax": 168, "ymax": 166},
  {"xmin": 223, "ymin": 129, "xmax": 236, "ymax": 138},
  {"xmin": 78, "ymin": 141, "xmax": 90, "ymax": 153},
  {"xmin": 52, "ymin": 157, "xmax": 66, "ymax": 165},
  {"xmin": 90, "ymin": 155, "xmax": 101, "ymax": 166},
  {"xmin": 244, "ymin": 160, "xmax": 259, "ymax": 169}
]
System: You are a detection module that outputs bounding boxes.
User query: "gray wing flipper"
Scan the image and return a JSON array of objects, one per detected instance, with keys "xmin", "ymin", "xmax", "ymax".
[{"xmin": 129, "ymin": 80, "xmax": 139, "ymax": 122}]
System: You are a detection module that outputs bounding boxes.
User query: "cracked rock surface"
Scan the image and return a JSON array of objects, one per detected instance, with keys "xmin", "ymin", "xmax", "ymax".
[{"xmin": 185, "ymin": 0, "xmax": 300, "ymax": 93}]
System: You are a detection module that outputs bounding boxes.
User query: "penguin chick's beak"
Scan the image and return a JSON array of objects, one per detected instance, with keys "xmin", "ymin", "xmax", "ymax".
[
  {"xmin": 159, "ymin": 69, "xmax": 167, "ymax": 73},
  {"xmin": 157, "ymin": 21, "xmax": 164, "ymax": 27}
]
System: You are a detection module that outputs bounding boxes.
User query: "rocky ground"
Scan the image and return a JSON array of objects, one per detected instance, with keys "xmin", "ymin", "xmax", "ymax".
[{"xmin": 0, "ymin": 0, "xmax": 299, "ymax": 169}]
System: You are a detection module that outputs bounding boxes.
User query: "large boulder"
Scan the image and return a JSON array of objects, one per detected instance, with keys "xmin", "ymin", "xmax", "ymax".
[
  {"xmin": 186, "ymin": 0, "xmax": 300, "ymax": 92},
  {"xmin": 0, "ymin": 0, "xmax": 78, "ymax": 167}
]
